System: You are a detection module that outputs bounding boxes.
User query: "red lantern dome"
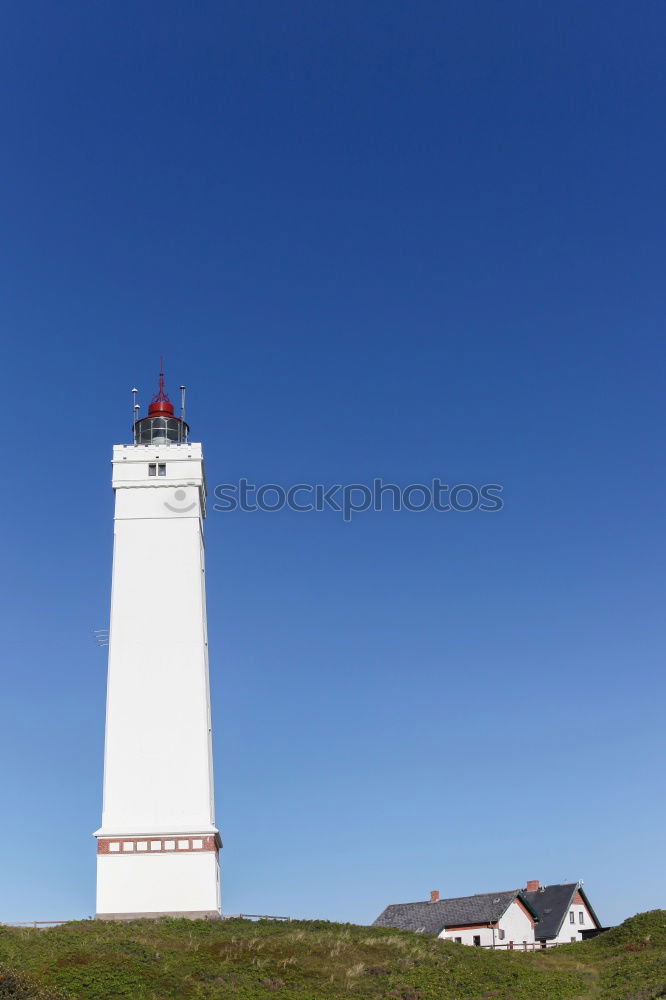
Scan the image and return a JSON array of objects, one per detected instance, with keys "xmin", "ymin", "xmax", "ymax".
[{"xmin": 147, "ymin": 362, "xmax": 175, "ymax": 418}]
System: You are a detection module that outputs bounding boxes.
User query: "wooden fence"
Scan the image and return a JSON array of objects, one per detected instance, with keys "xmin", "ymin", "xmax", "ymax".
[
  {"xmin": 1, "ymin": 922, "xmax": 70, "ymax": 929},
  {"xmin": 480, "ymin": 940, "xmax": 562, "ymax": 951}
]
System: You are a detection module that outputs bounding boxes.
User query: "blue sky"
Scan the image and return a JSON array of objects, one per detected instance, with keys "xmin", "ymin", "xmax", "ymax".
[{"xmin": 0, "ymin": 0, "xmax": 664, "ymax": 926}]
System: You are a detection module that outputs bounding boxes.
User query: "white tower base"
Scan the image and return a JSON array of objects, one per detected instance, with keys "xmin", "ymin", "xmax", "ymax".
[{"xmin": 95, "ymin": 832, "xmax": 222, "ymax": 920}]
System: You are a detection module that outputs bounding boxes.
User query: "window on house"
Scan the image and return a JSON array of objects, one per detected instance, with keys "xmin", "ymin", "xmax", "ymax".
[
  {"xmin": 498, "ymin": 929, "xmax": 505, "ymax": 940},
  {"xmin": 158, "ymin": 463, "xmax": 166, "ymax": 476},
  {"xmin": 579, "ymin": 912, "xmax": 584, "ymax": 924},
  {"xmin": 148, "ymin": 463, "xmax": 157, "ymax": 476},
  {"xmin": 569, "ymin": 911, "xmax": 575, "ymax": 924},
  {"xmin": 473, "ymin": 935, "xmax": 481, "ymax": 947},
  {"xmin": 571, "ymin": 936, "xmax": 576, "ymax": 942},
  {"xmin": 454, "ymin": 937, "xmax": 462, "ymax": 944}
]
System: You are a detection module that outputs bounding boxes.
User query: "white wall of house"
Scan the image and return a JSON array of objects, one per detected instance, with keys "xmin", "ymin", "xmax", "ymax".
[
  {"xmin": 438, "ymin": 899, "xmax": 535, "ymax": 947},
  {"xmin": 439, "ymin": 924, "xmax": 494, "ymax": 947},
  {"xmin": 548, "ymin": 896, "xmax": 595, "ymax": 943},
  {"xmin": 499, "ymin": 899, "xmax": 537, "ymax": 945}
]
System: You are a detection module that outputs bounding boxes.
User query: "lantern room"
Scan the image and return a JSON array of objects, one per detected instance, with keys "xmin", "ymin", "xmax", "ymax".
[{"xmin": 133, "ymin": 363, "xmax": 189, "ymax": 445}]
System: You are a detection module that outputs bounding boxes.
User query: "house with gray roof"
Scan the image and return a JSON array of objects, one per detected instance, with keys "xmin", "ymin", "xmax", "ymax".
[
  {"xmin": 373, "ymin": 879, "xmax": 602, "ymax": 947},
  {"xmin": 522, "ymin": 880, "xmax": 602, "ymax": 944},
  {"xmin": 373, "ymin": 888, "xmax": 540, "ymax": 948}
]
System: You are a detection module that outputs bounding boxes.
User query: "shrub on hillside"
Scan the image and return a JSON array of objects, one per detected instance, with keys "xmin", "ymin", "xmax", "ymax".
[
  {"xmin": 0, "ymin": 966, "xmax": 69, "ymax": 1000},
  {"xmin": 590, "ymin": 910, "xmax": 666, "ymax": 951}
]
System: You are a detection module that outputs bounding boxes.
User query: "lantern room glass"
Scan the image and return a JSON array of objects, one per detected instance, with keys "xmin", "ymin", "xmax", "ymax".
[{"xmin": 134, "ymin": 416, "xmax": 189, "ymax": 445}]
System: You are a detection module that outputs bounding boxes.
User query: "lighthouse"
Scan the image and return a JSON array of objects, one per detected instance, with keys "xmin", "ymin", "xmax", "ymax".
[{"xmin": 94, "ymin": 367, "xmax": 221, "ymax": 920}]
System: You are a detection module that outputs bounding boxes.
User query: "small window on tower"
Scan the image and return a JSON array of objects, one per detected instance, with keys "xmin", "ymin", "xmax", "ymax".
[
  {"xmin": 158, "ymin": 463, "xmax": 166, "ymax": 476},
  {"xmin": 148, "ymin": 463, "xmax": 157, "ymax": 476}
]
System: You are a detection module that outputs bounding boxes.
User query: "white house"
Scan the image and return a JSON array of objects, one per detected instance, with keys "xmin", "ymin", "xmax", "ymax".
[
  {"xmin": 373, "ymin": 888, "xmax": 539, "ymax": 948},
  {"xmin": 373, "ymin": 880, "xmax": 602, "ymax": 947}
]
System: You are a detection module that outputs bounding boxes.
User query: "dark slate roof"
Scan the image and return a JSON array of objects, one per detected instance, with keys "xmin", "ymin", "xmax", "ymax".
[
  {"xmin": 373, "ymin": 891, "xmax": 525, "ymax": 935},
  {"xmin": 523, "ymin": 883, "xmax": 601, "ymax": 940}
]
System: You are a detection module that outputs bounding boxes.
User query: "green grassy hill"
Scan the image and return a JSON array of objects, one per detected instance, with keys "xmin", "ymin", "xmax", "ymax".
[{"xmin": 0, "ymin": 910, "xmax": 664, "ymax": 1000}]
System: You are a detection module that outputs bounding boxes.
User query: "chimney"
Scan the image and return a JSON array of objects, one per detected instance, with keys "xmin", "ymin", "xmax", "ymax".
[
  {"xmin": 429, "ymin": 890, "xmax": 440, "ymax": 903},
  {"xmin": 525, "ymin": 880, "xmax": 540, "ymax": 893}
]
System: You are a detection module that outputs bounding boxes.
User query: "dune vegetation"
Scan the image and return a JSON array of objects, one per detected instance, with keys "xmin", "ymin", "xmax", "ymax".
[{"xmin": 0, "ymin": 909, "xmax": 664, "ymax": 999}]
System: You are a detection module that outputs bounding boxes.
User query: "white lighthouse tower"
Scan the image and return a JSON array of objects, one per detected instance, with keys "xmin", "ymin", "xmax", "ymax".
[{"xmin": 94, "ymin": 367, "xmax": 221, "ymax": 920}]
